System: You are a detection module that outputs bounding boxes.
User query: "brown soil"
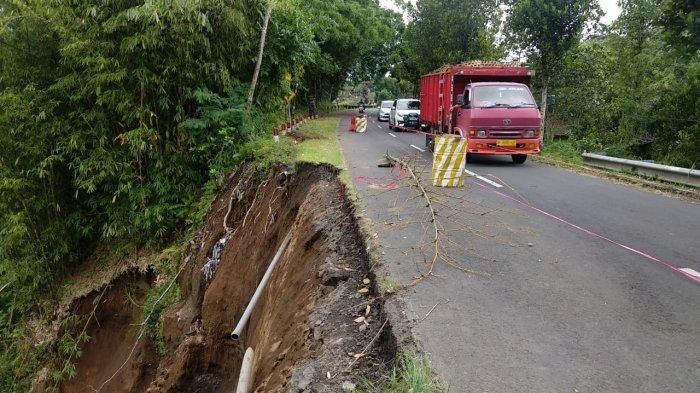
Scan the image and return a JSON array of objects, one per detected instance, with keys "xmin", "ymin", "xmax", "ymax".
[
  {"xmin": 60, "ymin": 270, "xmax": 158, "ymax": 393},
  {"xmin": 53, "ymin": 164, "xmax": 394, "ymax": 393}
]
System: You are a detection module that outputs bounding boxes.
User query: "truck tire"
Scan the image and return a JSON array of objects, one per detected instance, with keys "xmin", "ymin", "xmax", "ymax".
[
  {"xmin": 511, "ymin": 154, "xmax": 527, "ymax": 164},
  {"xmin": 466, "ymin": 153, "xmax": 475, "ymax": 163}
]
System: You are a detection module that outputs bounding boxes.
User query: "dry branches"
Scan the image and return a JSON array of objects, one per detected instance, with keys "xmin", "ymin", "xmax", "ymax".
[
  {"xmin": 385, "ymin": 154, "xmax": 440, "ymax": 277},
  {"xmin": 345, "ymin": 318, "xmax": 388, "ymax": 372},
  {"xmin": 381, "ymin": 153, "xmax": 501, "ymax": 284}
]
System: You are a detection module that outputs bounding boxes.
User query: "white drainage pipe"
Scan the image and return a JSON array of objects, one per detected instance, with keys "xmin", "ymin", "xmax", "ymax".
[
  {"xmin": 231, "ymin": 230, "xmax": 293, "ymax": 340},
  {"xmin": 235, "ymin": 347, "xmax": 256, "ymax": 393}
]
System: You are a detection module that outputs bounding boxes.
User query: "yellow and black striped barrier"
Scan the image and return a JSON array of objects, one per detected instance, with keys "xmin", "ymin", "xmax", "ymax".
[
  {"xmin": 355, "ymin": 116, "xmax": 367, "ymax": 133},
  {"xmin": 431, "ymin": 135, "xmax": 467, "ymax": 187}
]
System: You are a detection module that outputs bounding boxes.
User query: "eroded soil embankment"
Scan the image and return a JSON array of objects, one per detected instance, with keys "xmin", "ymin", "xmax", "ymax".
[{"xmin": 56, "ymin": 164, "xmax": 394, "ymax": 392}]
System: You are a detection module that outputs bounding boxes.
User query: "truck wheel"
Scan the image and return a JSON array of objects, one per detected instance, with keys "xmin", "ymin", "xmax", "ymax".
[
  {"xmin": 466, "ymin": 153, "xmax": 475, "ymax": 163},
  {"xmin": 511, "ymin": 154, "xmax": 527, "ymax": 164}
]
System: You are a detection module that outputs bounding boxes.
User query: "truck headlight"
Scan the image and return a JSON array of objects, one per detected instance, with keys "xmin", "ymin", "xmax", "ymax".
[
  {"xmin": 524, "ymin": 130, "xmax": 535, "ymax": 138},
  {"xmin": 476, "ymin": 130, "xmax": 487, "ymax": 138}
]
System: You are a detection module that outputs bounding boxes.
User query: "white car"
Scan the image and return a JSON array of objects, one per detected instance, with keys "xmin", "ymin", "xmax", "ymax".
[
  {"xmin": 377, "ymin": 100, "xmax": 392, "ymax": 121},
  {"xmin": 389, "ymin": 99, "xmax": 420, "ymax": 129}
]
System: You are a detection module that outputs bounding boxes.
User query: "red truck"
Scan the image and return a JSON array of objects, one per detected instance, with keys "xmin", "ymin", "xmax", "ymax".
[{"xmin": 420, "ymin": 61, "xmax": 541, "ymax": 164}]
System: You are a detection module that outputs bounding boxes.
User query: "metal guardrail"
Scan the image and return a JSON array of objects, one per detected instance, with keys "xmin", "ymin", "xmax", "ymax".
[{"xmin": 582, "ymin": 153, "xmax": 699, "ymax": 188}]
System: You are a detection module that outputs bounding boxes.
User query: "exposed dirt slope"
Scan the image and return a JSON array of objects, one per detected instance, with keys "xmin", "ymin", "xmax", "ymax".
[
  {"xmin": 53, "ymin": 164, "xmax": 393, "ymax": 393},
  {"xmin": 60, "ymin": 271, "xmax": 157, "ymax": 393}
]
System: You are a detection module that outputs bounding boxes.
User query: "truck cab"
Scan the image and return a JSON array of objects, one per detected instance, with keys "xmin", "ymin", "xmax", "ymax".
[
  {"xmin": 419, "ymin": 62, "xmax": 541, "ymax": 164},
  {"xmin": 456, "ymin": 82, "xmax": 541, "ymax": 163}
]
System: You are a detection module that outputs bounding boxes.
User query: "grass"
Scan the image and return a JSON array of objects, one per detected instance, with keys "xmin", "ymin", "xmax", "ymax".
[
  {"xmin": 294, "ymin": 116, "xmax": 352, "ymax": 185},
  {"xmin": 360, "ymin": 351, "xmax": 446, "ymax": 393},
  {"xmin": 296, "ymin": 117, "xmax": 344, "ymax": 166},
  {"xmin": 537, "ymin": 138, "xmax": 583, "ymax": 165},
  {"xmin": 379, "ymin": 277, "xmax": 398, "ymax": 294},
  {"xmin": 141, "ymin": 246, "xmax": 183, "ymax": 357}
]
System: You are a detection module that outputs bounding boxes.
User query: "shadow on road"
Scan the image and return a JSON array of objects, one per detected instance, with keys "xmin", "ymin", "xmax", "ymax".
[{"xmin": 467, "ymin": 155, "xmax": 523, "ymax": 167}]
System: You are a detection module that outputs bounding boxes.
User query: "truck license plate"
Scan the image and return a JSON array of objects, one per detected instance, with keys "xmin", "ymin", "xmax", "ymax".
[{"xmin": 496, "ymin": 139, "xmax": 517, "ymax": 147}]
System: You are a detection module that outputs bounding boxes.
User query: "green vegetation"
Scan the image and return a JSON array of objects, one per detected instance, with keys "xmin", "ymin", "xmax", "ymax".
[
  {"xmin": 0, "ymin": 0, "xmax": 697, "ymax": 389},
  {"xmin": 297, "ymin": 118, "xmax": 344, "ymax": 168},
  {"xmin": 539, "ymin": 139, "xmax": 584, "ymax": 165},
  {"xmin": 394, "ymin": 0, "xmax": 503, "ymax": 83},
  {"xmin": 378, "ymin": 0, "xmax": 698, "ymax": 168},
  {"xmin": 379, "ymin": 277, "xmax": 399, "ymax": 294},
  {"xmin": 506, "ymin": 0, "xmax": 602, "ymax": 128},
  {"xmin": 361, "ymin": 351, "xmax": 446, "ymax": 393},
  {"xmin": 0, "ymin": 0, "xmax": 400, "ymax": 389},
  {"xmin": 507, "ymin": 0, "xmax": 699, "ymax": 168},
  {"xmin": 295, "ymin": 116, "xmax": 355, "ymax": 187},
  {"xmin": 142, "ymin": 246, "xmax": 183, "ymax": 358}
]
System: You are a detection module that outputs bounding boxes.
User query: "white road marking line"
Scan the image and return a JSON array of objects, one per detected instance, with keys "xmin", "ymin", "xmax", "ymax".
[
  {"xmin": 679, "ymin": 268, "xmax": 700, "ymax": 280},
  {"xmin": 388, "ymin": 133, "xmax": 397, "ymax": 138},
  {"xmin": 464, "ymin": 169, "xmax": 503, "ymax": 188},
  {"xmin": 377, "ymin": 125, "xmax": 382, "ymax": 128},
  {"xmin": 410, "ymin": 144, "xmax": 426, "ymax": 153}
]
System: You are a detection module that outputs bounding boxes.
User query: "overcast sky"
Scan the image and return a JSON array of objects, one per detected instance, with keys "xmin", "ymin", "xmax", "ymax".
[{"xmin": 379, "ymin": 0, "xmax": 622, "ymax": 25}]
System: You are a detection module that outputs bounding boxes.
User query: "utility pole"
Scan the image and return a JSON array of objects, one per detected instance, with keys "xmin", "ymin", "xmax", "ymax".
[{"xmin": 247, "ymin": 3, "xmax": 273, "ymax": 108}]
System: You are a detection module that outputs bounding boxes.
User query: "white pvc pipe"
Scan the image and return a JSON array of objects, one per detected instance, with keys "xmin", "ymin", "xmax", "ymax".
[
  {"xmin": 231, "ymin": 230, "xmax": 292, "ymax": 340},
  {"xmin": 235, "ymin": 347, "xmax": 256, "ymax": 393}
]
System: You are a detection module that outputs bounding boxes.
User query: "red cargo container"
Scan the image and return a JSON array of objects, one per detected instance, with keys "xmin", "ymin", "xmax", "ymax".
[{"xmin": 420, "ymin": 61, "xmax": 541, "ymax": 164}]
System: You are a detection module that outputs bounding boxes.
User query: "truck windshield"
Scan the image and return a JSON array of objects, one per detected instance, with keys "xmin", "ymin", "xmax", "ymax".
[
  {"xmin": 397, "ymin": 100, "xmax": 420, "ymax": 110},
  {"xmin": 473, "ymin": 85, "xmax": 535, "ymax": 108}
]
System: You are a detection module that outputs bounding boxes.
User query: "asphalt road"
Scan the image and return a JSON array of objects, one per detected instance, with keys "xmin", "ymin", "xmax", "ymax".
[{"xmin": 338, "ymin": 111, "xmax": 700, "ymax": 392}]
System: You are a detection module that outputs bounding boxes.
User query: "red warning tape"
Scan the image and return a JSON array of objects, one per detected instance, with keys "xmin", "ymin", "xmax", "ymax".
[
  {"xmin": 475, "ymin": 181, "xmax": 700, "ymax": 285},
  {"xmin": 354, "ymin": 164, "xmax": 407, "ymax": 190}
]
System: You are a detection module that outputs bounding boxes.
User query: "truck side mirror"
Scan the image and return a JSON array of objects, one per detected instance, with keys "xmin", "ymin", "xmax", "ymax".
[{"xmin": 457, "ymin": 94, "xmax": 464, "ymax": 105}]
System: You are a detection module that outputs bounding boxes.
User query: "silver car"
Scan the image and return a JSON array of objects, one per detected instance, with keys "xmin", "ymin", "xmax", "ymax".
[
  {"xmin": 389, "ymin": 99, "xmax": 420, "ymax": 129},
  {"xmin": 377, "ymin": 100, "xmax": 393, "ymax": 121}
]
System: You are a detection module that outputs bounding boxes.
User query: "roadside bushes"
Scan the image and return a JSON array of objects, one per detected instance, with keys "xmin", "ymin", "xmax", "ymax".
[
  {"xmin": 0, "ymin": 2, "xmax": 264, "ymax": 389},
  {"xmin": 542, "ymin": 0, "xmax": 699, "ymax": 168},
  {"xmin": 0, "ymin": 0, "xmax": 259, "ymax": 297},
  {"xmin": 0, "ymin": 0, "xmax": 402, "ymax": 389}
]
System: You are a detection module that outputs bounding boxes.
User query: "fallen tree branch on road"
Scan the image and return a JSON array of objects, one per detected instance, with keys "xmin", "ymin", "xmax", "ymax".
[{"xmin": 385, "ymin": 154, "xmax": 440, "ymax": 278}]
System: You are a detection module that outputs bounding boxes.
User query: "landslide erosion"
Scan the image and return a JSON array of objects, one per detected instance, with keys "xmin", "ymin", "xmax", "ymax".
[{"xmin": 42, "ymin": 164, "xmax": 395, "ymax": 392}]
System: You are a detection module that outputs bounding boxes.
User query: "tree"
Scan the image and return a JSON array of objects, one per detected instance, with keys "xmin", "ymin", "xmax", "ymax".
[
  {"xmin": 396, "ymin": 0, "xmax": 503, "ymax": 84},
  {"xmin": 543, "ymin": 0, "xmax": 698, "ymax": 167},
  {"xmin": 248, "ymin": 3, "xmax": 274, "ymax": 107},
  {"xmin": 295, "ymin": 0, "xmax": 402, "ymax": 105},
  {"xmin": 506, "ymin": 0, "xmax": 602, "ymax": 134},
  {"xmin": 659, "ymin": 0, "xmax": 700, "ymax": 57},
  {"xmin": 0, "ymin": 0, "xmax": 398, "ymax": 389}
]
